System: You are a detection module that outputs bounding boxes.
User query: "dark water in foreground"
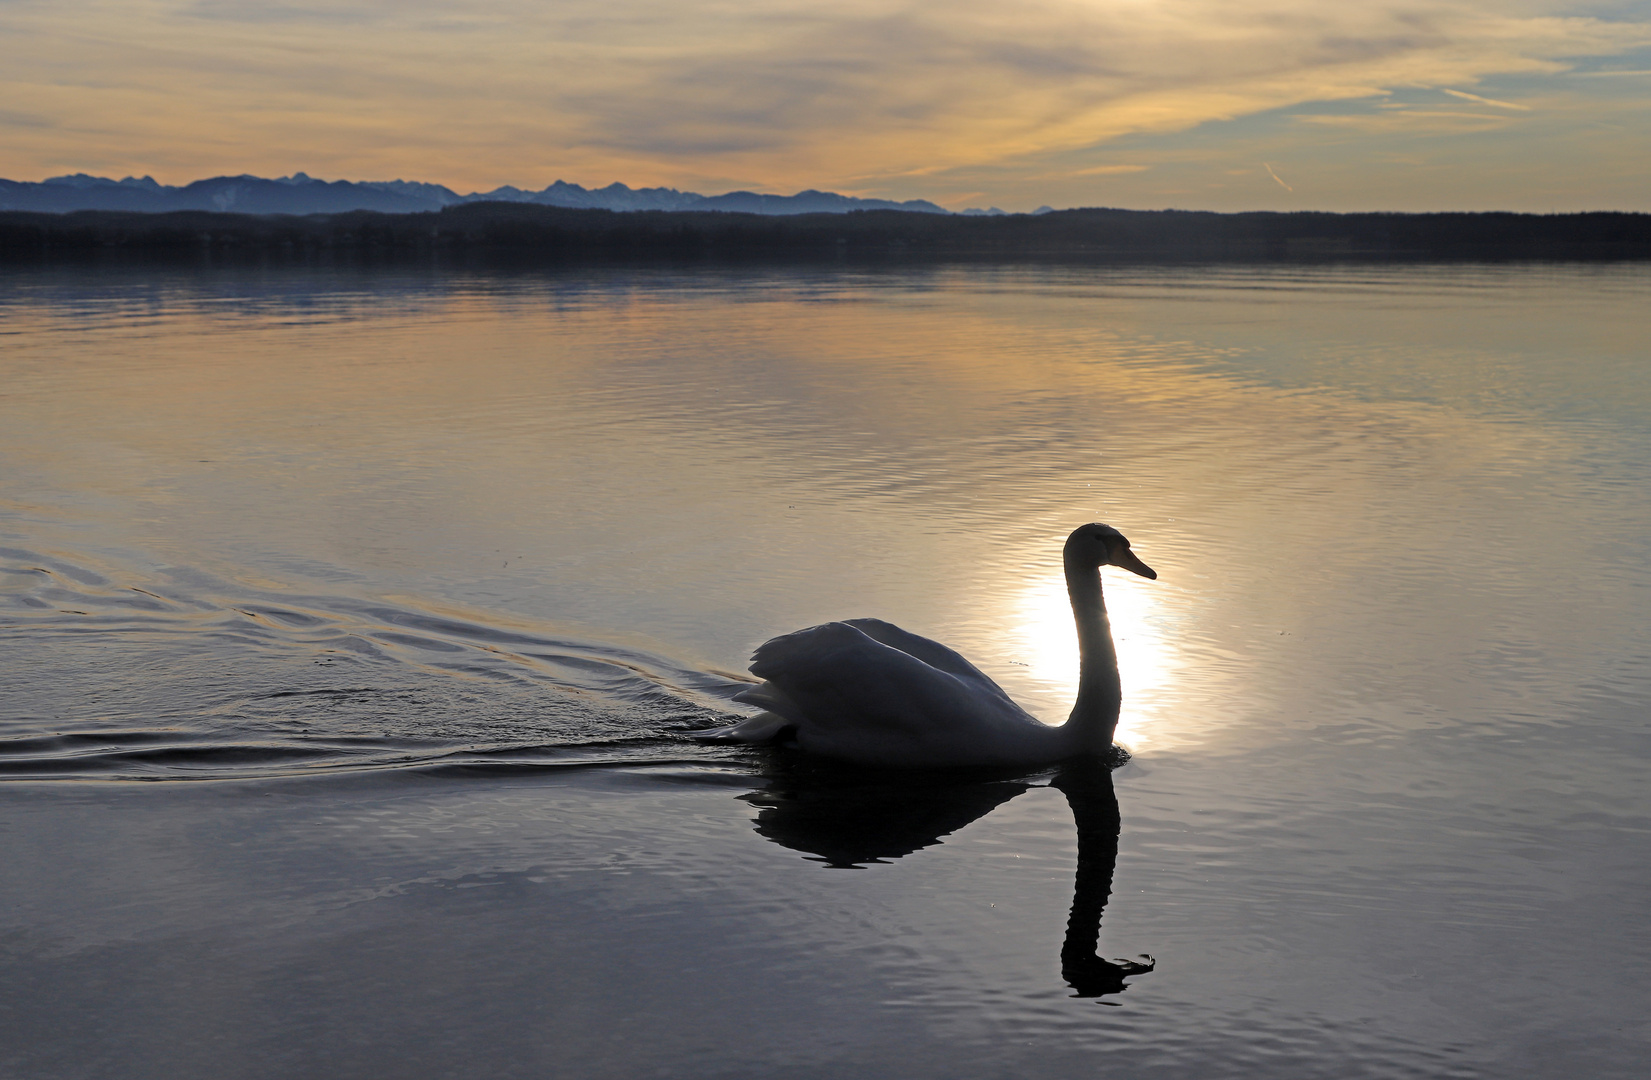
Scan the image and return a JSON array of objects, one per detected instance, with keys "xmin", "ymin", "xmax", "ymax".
[{"xmin": 2, "ymin": 265, "xmax": 1648, "ymax": 1078}]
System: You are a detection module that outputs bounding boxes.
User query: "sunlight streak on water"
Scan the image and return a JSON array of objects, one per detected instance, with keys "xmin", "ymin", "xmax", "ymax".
[
  {"xmin": 1103, "ymin": 573, "xmax": 1173, "ymax": 748},
  {"xmin": 1007, "ymin": 568, "xmax": 1174, "ymax": 748}
]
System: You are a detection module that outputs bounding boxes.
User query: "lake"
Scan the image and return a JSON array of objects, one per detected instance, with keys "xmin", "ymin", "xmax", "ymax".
[{"xmin": 2, "ymin": 263, "xmax": 1647, "ymax": 1078}]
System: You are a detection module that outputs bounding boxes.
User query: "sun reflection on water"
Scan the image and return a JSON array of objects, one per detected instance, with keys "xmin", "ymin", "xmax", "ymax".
[{"xmin": 1011, "ymin": 569, "xmax": 1174, "ymax": 749}]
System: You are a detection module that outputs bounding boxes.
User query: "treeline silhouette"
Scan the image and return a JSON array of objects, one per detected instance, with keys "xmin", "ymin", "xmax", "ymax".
[{"xmin": 4, "ymin": 202, "xmax": 1649, "ymax": 266}]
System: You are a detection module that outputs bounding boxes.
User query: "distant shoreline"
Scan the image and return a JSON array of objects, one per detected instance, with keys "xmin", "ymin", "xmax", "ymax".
[{"xmin": 4, "ymin": 203, "xmax": 1650, "ymax": 265}]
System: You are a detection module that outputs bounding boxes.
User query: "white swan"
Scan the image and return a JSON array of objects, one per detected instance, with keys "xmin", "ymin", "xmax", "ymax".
[{"xmin": 696, "ymin": 523, "xmax": 1156, "ymax": 768}]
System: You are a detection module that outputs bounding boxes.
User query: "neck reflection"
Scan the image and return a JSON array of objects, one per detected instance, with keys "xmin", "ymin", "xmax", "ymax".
[
  {"xmin": 1050, "ymin": 760, "xmax": 1156, "ymax": 997},
  {"xmin": 738, "ymin": 754, "xmax": 1154, "ymax": 998}
]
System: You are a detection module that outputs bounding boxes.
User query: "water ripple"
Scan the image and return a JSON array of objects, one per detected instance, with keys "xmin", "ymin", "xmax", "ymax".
[{"xmin": 0, "ymin": 544, "xmax": 755, "ymax": 781}]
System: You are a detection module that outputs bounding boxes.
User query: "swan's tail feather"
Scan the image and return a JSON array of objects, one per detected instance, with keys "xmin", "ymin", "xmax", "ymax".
[
  {"xmin": 689, "ymin": 711, "xmax": 797, "ymax": 745},
  {"xmin": 731, "ymin": 680, "xmax": 803, "ymax": 718}
]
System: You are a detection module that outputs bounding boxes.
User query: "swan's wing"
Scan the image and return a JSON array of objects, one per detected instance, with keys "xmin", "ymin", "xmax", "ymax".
[
  {"xmin": 748, "ymin": 622, "xmax": 984, "ymax": 736},
  {"xmin": 840, "ymin": 618, "xmax": 1016, "ymax": 704},
  {"xmin": 743, "ymin": 622, "xmax": 1041, "ymax": 764}
]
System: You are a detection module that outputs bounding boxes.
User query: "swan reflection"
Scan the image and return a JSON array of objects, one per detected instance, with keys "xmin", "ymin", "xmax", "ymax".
[{"xmin": 739, "ymin": 755, "xmax": 1154, "ymax": 998}]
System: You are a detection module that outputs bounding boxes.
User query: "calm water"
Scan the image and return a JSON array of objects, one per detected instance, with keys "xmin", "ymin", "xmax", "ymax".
[{"xmin": 2, "ymin": 264, "xmax": 1648, "ymax": 1078}]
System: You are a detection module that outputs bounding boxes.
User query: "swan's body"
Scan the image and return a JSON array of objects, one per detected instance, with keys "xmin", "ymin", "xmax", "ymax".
[{"xmin": 698, "ymin": 524, "xmax": 1156, "ymax": 768}]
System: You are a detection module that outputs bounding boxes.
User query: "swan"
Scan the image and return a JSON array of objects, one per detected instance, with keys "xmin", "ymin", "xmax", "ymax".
[{"xmin": 696, "ymin": 523, "xmax": 1156, "ymax": 768}]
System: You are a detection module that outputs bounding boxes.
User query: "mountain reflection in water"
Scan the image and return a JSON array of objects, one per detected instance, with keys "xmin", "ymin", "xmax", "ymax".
[{"xmin": 742, "ymin": 754, "xmax": 1154, "ymax": 998}]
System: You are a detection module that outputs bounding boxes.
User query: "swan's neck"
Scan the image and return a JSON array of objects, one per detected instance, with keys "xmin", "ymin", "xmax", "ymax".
[{"xmin": 1064, "ymin": 556, "xmax": 1120, "ymax": 753}]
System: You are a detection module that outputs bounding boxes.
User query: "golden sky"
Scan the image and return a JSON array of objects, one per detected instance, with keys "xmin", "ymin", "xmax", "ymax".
[{"xmin": 3, "ymin": 0, "xmax": 1649, "ymax": 210}]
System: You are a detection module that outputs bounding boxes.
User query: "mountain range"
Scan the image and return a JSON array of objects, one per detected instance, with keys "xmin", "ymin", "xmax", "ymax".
[{"xmin": 0, "ymin": 173, "xmax": 1015, "ymax": 216}]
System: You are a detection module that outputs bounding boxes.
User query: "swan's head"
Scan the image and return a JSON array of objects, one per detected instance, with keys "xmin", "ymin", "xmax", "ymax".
[{"xmin": 1066, "ymin": 523, "xmax": 1157, "ymax": 579}]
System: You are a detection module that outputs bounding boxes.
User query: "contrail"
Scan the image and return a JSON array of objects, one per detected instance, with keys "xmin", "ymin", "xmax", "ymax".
[
  {"xmin": 1442, "ymin": 88, "xmax": 1531, "ymax": 111},
  {"xmin": 1264, "ymin": 163, "xmax": 1293, "ymax": 192}
]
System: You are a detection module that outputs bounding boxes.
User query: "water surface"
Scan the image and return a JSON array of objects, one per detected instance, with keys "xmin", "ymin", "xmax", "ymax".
[{"xmin": 2, "ymin": 264, "xmax": 1647, "ymax": 1078}]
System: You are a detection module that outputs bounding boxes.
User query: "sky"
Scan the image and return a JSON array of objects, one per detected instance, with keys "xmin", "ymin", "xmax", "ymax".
[{"xmin": 2, "ymin": 0, "xmax": 1649, "ymax": 212}]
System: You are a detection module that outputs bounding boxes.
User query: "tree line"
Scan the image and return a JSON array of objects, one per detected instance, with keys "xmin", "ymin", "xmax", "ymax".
[{"xmin": 4, "ymin": 202, "xmax": 1649, "ymax": 265}]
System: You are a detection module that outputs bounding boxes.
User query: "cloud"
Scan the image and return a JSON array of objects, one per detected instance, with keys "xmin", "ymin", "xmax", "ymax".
[
  {"xmin": 183, "ymin": 2, "xmax": 385, "ymax": 24},
  {"xmin": 0, "ymin": 108, "xmax": 54, "ymax": 129},
  {"xmin": 0, "ymin": 1, "xmax": 1648, "ymax": 199}
]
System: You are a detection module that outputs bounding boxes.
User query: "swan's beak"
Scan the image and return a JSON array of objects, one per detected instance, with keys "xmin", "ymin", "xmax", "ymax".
[{"xmin": 1115, "ymin": 549, "xmax": 1157, "ymax": 580}]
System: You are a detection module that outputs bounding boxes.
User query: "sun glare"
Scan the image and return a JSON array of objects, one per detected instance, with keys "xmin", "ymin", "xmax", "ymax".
[{"xmin": 1011, "ymin": 569, "xmax": 1173, "ymax": 749}]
